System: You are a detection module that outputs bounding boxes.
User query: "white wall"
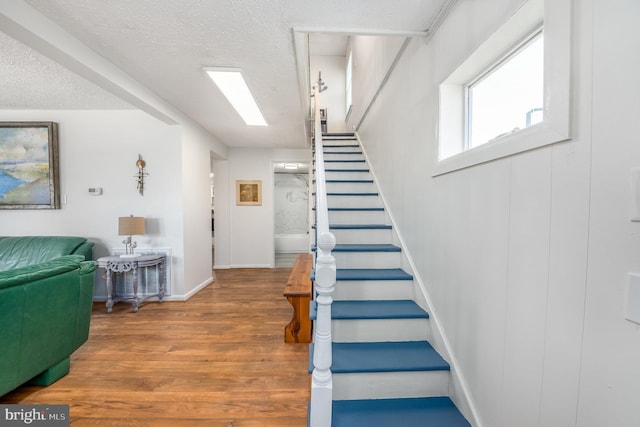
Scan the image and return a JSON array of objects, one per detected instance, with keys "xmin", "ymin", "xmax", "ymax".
[
  {"xmin": 0, "ymin": 109, "xmax": 218, "ymax": 300},
  {"xmin": 311, "ymin": 55, "xmax": 347, "ymax": 132},
  {"xmin": 180, "ymin": 123, "xmax": 220, "ymax": 298},
  {"xmin": 212, "ymin": 159, "xmax": 230, "ymax": 268},
  {"xmin": 213, "ymin": 147, "xmax": 311, "ymax": 268},
  {"xmin": 347, "ymin": 35, "xmax": 407, "ymax": 131},
  {"xmin": 351, "ymin": 0, "xmax": 640, "ymax": 425}
]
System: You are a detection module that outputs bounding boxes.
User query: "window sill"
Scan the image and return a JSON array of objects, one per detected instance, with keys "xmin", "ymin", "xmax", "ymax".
[{"xmin": 433, "ymin": 122, "xmax": 571, "ymax": 176}]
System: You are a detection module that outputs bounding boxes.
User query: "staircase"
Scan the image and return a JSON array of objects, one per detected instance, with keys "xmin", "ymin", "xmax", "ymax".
[{"xmin": 310, "ymin": 133, "xmax": 471, "ymax": 426}]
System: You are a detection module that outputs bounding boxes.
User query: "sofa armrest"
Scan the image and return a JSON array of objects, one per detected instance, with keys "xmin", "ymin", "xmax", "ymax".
[
  {"xmin": 72, "ymin": 241, "xmax": 95, "ymax": 261},
  {"xmin": 79, "ymin": 260, "xmax": 98, "ymax": 275},
  {"xmin": 0, "ymin": 255, "xmax": 84, "ymax": 290}
]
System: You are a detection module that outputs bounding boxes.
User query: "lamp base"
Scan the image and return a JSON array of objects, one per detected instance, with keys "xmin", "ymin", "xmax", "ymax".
[{"xmin": 119, "ymin": 253, "xmax": 142, "ymax": 258}]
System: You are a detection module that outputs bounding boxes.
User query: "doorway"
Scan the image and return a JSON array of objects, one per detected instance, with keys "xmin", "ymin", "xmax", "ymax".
[{"xmin": 273, "ymin": 162, "xmax": 311, "ymax": 267}]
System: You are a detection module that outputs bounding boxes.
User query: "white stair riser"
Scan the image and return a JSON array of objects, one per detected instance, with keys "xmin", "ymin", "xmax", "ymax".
[
  {"xmin": 323, "ymin": 139, "xmax": 357, "ymax": 144},
  {"xmin": 326, "ymin": 182, "xmax": 376, "ymax": 193},
  {"xmin": 323, "ymin": 147, "xmax": 361, "ymax": 153},
  {"xmin": 326, "ymin": 171, "xmax": 372, "ymax": 181},
  {"xmin": 328, "ymin": 196, "xmax": 383, "ymax": 209},
  {"xmin": 324, "ymin": 153, "xmax": 365, "ymax": 161},
  {"xmin": 330, "ymin": 228, "xmax": 393, "ymax": 244},
  {"xmin": 333, "ymin": 280, "xmax": 414, "ymax": 300},
  {"xmin": 328, "ymin": 210, "xmax": 386, "ymax": 225},
  {"xmin": 332, "ymin": 318, "xmax": 429, "ymax": 342},
  {"xmin": 323, "ymin": 162, "xmax": 368, "ymax": 171},
  {"xmin": 332, "ymin": 370, "xmax": 450, "ymax": 400},
  {"xmin": 334, "ymin": 251, "xmax": 402, "ymax": 269},
  {"xmin": 325, "ymin": 167, "xmax": 373, "ymax": 179}
]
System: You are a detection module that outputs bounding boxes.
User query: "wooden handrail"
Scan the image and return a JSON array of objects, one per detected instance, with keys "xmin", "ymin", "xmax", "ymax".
[{"xmin": 309, "ymin": 85, "xmax": 336, "ymax": 427}]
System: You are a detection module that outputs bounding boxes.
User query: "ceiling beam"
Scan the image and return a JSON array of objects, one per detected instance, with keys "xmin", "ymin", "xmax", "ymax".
[{"xmin": 293, "ymin": 27, "xmax": 429, "ymax": 38}]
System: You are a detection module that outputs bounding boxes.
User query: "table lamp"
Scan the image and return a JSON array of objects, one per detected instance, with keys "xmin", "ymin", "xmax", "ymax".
[{"xmin": 118, "ymin": 215, "xmax": 145, "ymax": 258}]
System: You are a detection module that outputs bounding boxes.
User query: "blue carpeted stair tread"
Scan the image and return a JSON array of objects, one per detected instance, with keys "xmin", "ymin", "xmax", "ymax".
[
  {"xmin": 328, "ymin": 207, "xmax": 383, "ymax": 211},
  {"xmin": 313, "ymin": 192, "xmax": 378, "ymax": 197},
  {"xmin": 326, "ymin": 192, "xmax": 378, "ymax": 196},
  {"xmin": 314, "ymin": 179, "xmax": 373, "ymax": 183},
  {"xmin": 332, "ymin": 341, "xmax": 450, "ymax": 373},
  {"xmin": 309, "ymin": 300, "xmax": 429, "ymax": 321},
  {"xmin": 311, "ymin": 268, "xmax": 412, "ymax": 281},
  {"xmin": 312, "ymin": 207, "xmax": 384, "ymax": 211},
  {"xmin": 332, "ymin": 397, "xmax": 471, "ymax": 427},
  {"xmin": 333, "ymin": 244, "xmax": 401, "ymax": 252},
  {"xmin": 332, "ymin": 300, "xmax": 429, "ymax": 319},
  {"xmin": 336, "ymin": 268, "xmax": 413, "ymax": 281},
  {"xmin": 329, "ymin": 224, "xmax": 391, "ymax": 229},
  {"xmin": 308, "ymin": 341, "xmax": 450, "ymax": 373},
  {"xmin": 324, "ymin": 168, "xmax": 370, "ymax": 172}
]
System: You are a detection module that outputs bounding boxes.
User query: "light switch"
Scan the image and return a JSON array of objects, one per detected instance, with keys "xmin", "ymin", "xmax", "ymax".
[
  {"xmin": 631, "ymin": 168, "xmax": 640, "ymax": 221},
  {"xmin": 626, "ymin": 273, "xmax": 640, "ymax": 324}
]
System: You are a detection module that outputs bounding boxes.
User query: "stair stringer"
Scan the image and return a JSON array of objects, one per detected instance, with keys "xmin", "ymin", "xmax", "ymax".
[{"xmin": 353, "ymin": 132, "xmax": 482, "ymax": 427}]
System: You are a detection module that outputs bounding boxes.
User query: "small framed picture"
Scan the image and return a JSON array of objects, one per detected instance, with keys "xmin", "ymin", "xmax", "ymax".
[{"xmin": 236, "ymin": 180, "xmax": 262, "ymax": 206}]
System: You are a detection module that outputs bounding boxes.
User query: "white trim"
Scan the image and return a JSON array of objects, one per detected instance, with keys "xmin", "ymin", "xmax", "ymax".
[
  {"xmin": 230, "ymin": 264, "xmax": 273, "ymax": 269},
  {"xmin": 92, "ymin": 277, "xmax": 213, "ymax": 302},
  {"xmin": 434, "ymin": 0, "xmax": 572, "ymax": 176},
  {"xmin": 175, "ymin": 277, "xmax": 213, "ymax": 301},
  {"xmin": 293, "ymin": 26, "xmax": 428, "ymax": 38}
]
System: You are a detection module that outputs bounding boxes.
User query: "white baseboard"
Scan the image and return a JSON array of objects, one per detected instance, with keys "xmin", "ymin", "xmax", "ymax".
[
  {"xmin": 230, "ymin": 264, "xmax": 272, "ymax": 268},
  {"xmin": 177, "ymin": 277, "xmax": 213, "ymax": 301}
]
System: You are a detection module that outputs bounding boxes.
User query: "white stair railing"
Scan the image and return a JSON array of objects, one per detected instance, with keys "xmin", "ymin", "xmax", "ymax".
[{"xmin": 309, "ymin": 85, "xmax": 336, "ymax": 427}]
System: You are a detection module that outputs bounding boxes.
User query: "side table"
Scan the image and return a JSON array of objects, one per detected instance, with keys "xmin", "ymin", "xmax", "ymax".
[{"xmin": 98, "ymin": 254, "xmax": 166, "ymax": 313}]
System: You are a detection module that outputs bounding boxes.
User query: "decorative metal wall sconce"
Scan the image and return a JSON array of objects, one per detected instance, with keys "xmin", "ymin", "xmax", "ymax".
[{"xmin": 135, "ymin": 154, "xmax": 148, "ymax": 195}]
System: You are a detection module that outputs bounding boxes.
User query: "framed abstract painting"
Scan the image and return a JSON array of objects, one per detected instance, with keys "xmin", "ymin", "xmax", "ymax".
[{"xmin": 0, "ymin": 122, "xmax": 60, "ymax": 209}]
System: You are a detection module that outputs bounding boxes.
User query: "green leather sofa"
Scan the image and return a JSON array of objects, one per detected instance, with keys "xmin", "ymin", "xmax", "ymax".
[{"xmin": 0, "ymin": 236, "xmax": 97, "ymax": 396}]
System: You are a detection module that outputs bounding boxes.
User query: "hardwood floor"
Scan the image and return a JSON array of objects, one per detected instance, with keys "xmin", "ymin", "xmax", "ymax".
[{"xmin": 1, "ymin": 268, "xmax": 311, "ymax": 426}]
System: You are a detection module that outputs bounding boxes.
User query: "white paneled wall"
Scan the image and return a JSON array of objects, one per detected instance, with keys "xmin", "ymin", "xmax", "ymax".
[
  {"xmin": 578, "ymin": 1, "xmax": 640, "ymax": 426},
  {"xmin": 351, "ymin": 0, "xmax": 640, "ymax": 425}
]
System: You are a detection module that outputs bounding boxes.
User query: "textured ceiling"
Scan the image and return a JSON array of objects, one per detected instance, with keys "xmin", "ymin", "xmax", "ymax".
[
  {"xmin": 2, "ymin": 0, "xmax": 448, "ymax": 149},
  {"xmin": 0, "ymin": 31, "xmax": 132, "ymax": 110}
]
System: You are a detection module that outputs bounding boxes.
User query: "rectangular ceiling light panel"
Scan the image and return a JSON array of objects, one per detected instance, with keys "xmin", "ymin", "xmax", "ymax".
[{"xmin": 204, "ymin": 67, "xmax": 267, "ymax": 126}]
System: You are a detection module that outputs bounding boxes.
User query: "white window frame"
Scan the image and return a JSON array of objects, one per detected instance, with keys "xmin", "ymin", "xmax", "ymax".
[
  {"xmin": 466, "ymin": 28, "xmax": 544, "ymax": 149},
  {"xmin": 435, "ymin": 0, "xmax": 571, "ymax": 176}
]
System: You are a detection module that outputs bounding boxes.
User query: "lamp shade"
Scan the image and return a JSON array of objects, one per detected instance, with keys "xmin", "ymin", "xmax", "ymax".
[{"xmin": 118, "ymin": 216, "xmax": 145, "ymax": 236}]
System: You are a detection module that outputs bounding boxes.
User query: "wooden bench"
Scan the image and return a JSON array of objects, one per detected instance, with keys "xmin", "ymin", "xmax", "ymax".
[{"xmin": 284, "ymin": 253, "xmax": 313, "ymax": 343}]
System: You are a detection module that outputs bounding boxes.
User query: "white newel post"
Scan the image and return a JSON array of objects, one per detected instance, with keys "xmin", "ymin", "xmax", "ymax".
[{"xmin": 310, "ymin": 231, "xmax": 335, "ymax": 427}]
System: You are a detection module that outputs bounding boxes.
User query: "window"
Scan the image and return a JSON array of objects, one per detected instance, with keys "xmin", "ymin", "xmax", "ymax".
[
  {"xmin": 435, "ymin": 0, "xmax": 571, "ymax": 176},
  {"xmin": 467, "ymin": 31, "xmax": 544, "ymax": 148}
]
